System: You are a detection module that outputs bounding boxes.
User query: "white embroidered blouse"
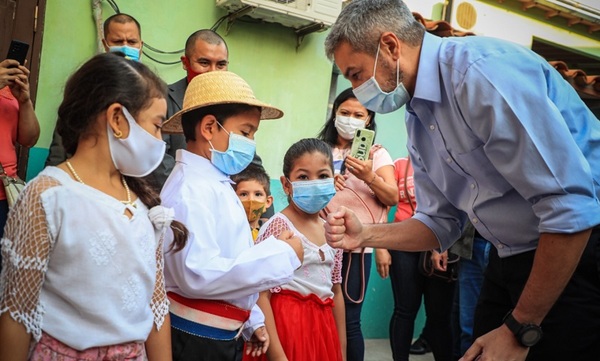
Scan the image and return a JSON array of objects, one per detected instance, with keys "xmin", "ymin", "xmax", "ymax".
[
  {"xmin": 0, "ymin": 167, "xmax": 169, "ymax": 350},
  {"xmin": 257, "ymin": 213, "xmax": 343, "ymax": 300}
]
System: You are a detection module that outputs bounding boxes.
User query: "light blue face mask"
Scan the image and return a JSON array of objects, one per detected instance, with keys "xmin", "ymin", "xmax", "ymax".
[
  {"xmin": 289, "ymin": 178, "xmax": 336, "ymax": 214},
  {"xmin": 109, "ymin": 45, "xmax": 141, "ymax": 62},
  {"xmin": 209, "ymin": 122, "xmax": 256, "ymax": 175},
  {"xmin": 353, "ymin": 42, "xmax": 410, "ymax": 114}
]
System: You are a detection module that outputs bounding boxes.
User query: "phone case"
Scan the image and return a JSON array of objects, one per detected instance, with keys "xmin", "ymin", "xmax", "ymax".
[
  {"xmin": 6, "ymin": 40, "xmax": 29, "ymax": 65},
  {"xmin": 350, "ymin": 128, "xmax": 375, "ymax": 161}
]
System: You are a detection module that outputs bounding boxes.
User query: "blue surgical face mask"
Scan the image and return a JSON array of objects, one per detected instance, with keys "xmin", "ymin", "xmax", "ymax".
[
  {"xmin": 209, "ymin": 122, "xmax": 256, "ymax": 175},
  {"xmin": 109, "ymin": 45, "xmax": 141, "ymax": 62},
  {"xmin": 289, "ymin": 178, "xmax": 336, "ymax": 214},
  {"xmin": 353, "ymin": 42, "xmax": 410, "ymax": 114}
]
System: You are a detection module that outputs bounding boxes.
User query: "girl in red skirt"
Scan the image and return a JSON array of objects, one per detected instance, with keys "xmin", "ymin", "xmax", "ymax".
[{"xmin": 245, "ymin": 138, "xmax": 346, "ymax": 361}]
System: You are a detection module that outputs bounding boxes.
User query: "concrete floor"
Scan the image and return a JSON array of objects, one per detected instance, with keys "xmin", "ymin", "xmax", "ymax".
[{"xmin": 365, "ymin": 339, "xmax": 435, "ymax": 361}]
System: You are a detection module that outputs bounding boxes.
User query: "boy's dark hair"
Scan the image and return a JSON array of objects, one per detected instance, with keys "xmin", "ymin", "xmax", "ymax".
[
  {"xmin": 231, "ymin": 163, "xmax": 271, "ymax": 196},
  {"xmin": 181, "ymin": 103, "xmax": 260, "ymax": 142}
]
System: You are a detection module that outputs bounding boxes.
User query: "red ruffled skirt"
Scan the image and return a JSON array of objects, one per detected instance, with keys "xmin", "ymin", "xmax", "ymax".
[{"xmin": 244, "ymin": 290, "xmax": 342, "ymax": 361}]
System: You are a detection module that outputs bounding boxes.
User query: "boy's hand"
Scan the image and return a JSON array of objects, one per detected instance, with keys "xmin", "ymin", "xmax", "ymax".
[
  {"xmin": 245, "ymin": 326, "xmax": 270, "ymax": 357},
  {"xmin": 278, "ymin": 230, "xmax": 304, "ymax": 264}
]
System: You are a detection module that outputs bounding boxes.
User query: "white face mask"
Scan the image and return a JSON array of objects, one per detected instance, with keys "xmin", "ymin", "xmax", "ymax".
[
  {"xmin": 107, "ymin": 107, "xmax": 166, "ymax": 177},
  {"xmin": 353, "ymin": 42, "xmax": 411, "ymax": 114},
  {"xmin": 334, "ymin": 115, "xmax": 367, "ymax": 140}
]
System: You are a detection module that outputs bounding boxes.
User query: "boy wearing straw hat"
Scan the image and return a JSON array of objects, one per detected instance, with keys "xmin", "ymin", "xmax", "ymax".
[{"xmin": 160, "ymin": 71, "xmax": 304, "ymax": 361}]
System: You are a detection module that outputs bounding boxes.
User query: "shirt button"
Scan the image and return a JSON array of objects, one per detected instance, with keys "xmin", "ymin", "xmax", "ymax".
[
  {"xmin": 446, "ymin": 157, "xmax": 452, "ymax": 163},
  {"xmin": 470, "ymin": 184, "xmax": 475, "ymax": 189},
  {"xmin": 472, "ymin": 218, "xmax": 479, "ymax": 224},
  {"xmin": 429, "ymin": 125, "xmax": 435, "ymax": 130},
  {"xmin": 498, "ymin": 244, "xmax": 504, "ymax": 249}
]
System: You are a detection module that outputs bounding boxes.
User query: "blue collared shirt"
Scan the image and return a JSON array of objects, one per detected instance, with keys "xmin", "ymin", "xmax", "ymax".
[{"xmin": 408, "ymin": 32, "xmax": 600, "ymax": 257}]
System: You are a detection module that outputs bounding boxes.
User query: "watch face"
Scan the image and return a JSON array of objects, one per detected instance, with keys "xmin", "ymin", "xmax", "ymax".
[{"xmin": 521, "ymin": 326, "xmax": 543, "ymax": 347}]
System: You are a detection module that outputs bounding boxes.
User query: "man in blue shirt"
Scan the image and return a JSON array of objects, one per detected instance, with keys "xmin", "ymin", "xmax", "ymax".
[{"xmin": 323, "ymin": 1, "xmax": 600, "ymax": 360}]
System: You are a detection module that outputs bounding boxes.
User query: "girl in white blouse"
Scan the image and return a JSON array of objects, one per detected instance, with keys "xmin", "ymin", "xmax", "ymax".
[
  {"xmin": 0, "ymin": 53, "xmax": 187, "ymax": 361},
  {"xmin": 246, "ymin": 138, "xmax": 346, "ymax": 361}
]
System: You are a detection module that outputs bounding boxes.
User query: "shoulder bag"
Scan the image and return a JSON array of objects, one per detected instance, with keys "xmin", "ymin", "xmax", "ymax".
[
  {"xmin": 0, "ymin": 163, "xmax": 26, "ymax": 208},
  {"xmin": 321, "ymin": 149, "xmax": 389, "ymax": 303}
]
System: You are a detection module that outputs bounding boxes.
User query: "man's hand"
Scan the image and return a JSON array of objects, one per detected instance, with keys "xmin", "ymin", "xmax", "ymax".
[
  {"xmin": 245, "ymin": 326, "xmax": 270, "ymax": 357},
  {"xmin": 375, "ymin": 248, "xmax": 392, "ymax": 279},
  {"xmin": 277, "ymin": 229, "xmax": 304, "ymax": 264},
  {"xmin": 459, "ymin": 325, "xmax": 529, "ymax": 361},
  {"xmin": 325, "ymin": 206, "xmax": 364, "ymax": 250}
]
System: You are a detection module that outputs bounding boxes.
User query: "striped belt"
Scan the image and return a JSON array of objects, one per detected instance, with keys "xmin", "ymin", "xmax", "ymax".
[{"xmin": 168, "ymin": 292, "xmax": 251, "ymax": 340}]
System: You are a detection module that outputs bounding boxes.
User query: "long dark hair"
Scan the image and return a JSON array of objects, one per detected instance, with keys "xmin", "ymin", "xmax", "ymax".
[
  {"xmin": 317, "ymin": 87, "xmax": 377, "ymax": 147},
  {"xmin": 56, "ymin": 52, "xmax": 188, "ymax": 251}
]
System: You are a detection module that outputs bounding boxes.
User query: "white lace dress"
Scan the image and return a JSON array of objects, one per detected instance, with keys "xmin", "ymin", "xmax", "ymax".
[
  {"xmin": 257, "ymin": 213, "xmax": 343, "ymax": 299},
  {"xmin": 0, "ymin": 167, "xmax": 169, "ymax": 350}
]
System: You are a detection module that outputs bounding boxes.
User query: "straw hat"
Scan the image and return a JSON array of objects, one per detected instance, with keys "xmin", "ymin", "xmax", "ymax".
[{"xmin": 162, "ymin": 71, "xmax": 284, "ymax": 133}]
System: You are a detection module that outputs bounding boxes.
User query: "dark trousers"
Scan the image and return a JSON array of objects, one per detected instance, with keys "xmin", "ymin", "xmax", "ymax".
[
  {"xmin": 171, "ymin": 327, "xmax": 244, "ymax": 361},
  {"xmin": 473, "ymin": 228, "xmax": 600, "ymax": 361},
  {"xmin": 388, "ymin": 251, "xmax": 455, "ymax": 361},
  {"xmin": 0, "ymin": 199, "xmax": 8, "ymax": 273},
  {"xmin": 342, "ymin": 251, "xmax": 372, "ymax": 361}
]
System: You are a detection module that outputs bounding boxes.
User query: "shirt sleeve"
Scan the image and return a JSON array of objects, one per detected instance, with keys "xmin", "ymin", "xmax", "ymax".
[
  {"xmin": 372, "ymin": 146, "xmax": 394, "ymax": 172},
  {"xmin": 0, "ymin": 175, "xmax": 60, "ymax": 342},
  {"xmin": 165, "ymin": 189, "xmax": 300, "ymax": 300},
  {"xmin": 456, "ymin": 51, "xmax": 600, "ymax": 233},
  {"xmin": 241, "ymin": 303, "xmax": 266, "ymax": 341}
]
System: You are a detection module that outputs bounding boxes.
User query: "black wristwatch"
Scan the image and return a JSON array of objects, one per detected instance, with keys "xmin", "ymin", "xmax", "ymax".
[{"xmin": 503, "ymin": 310, "xmax": 543, "ymax": 347}]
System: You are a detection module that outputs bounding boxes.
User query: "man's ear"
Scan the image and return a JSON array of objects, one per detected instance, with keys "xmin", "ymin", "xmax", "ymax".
[
  {"xmin": 105, "ymin": 103, "xmax": 129, "ymax": 138},
  {"xmin": 181, "ymin": 56, "xmax": 189, "ymax": 71},
  {"xmin": 198, "ymin": 114, "xmax": 217, "ymax": 141},
  {"xmin": 380, "ymin": 32, "xmax": 401, "ymax": 61},
  {"xmin": 102, "ymin": 38, "xmax": 110, "ymax": 53}
]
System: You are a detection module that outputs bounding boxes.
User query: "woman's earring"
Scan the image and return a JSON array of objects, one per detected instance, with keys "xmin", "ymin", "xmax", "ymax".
[{"xmin": 114, "ymin": 130, "xmax": 123, "ymax": 138}]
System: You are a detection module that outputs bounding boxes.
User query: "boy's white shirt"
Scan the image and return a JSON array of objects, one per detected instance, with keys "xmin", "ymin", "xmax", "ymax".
[{"xmin": 161, "ymin": 149, "xmax": 300, "ymax": 339}]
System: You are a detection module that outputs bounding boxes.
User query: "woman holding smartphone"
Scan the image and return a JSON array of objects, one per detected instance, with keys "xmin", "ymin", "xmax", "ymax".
[{"xmin": 317, "ymin": 87, "xmax": 398, "ymax": 361}]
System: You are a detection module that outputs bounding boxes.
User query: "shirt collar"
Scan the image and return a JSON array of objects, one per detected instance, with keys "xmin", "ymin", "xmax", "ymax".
[
  {"xmin": 175, "ymin": 149, "xmax": 234, "ymax": 184},
  {"xmin": 413, "ymin": 32, "xmax": 443, "ymax": 104}
]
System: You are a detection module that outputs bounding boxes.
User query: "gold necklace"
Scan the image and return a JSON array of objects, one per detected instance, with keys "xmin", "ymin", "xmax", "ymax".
[{"xmin": 66, "ymin": 160, "xmax": 136, "ymax": 208}]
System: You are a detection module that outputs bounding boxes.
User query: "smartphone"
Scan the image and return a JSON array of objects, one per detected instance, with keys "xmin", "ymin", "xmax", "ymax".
[
  {"xmin": 6, "ymin": 39, "xmax": 29, "ymax": 66},
  {"xmin": 350, "ymin": 128, "xmax": 375, "ymax": 161}
]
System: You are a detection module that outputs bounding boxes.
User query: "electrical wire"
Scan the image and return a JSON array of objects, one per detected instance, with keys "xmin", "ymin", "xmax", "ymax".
[{"xmin": 141, "ymin": 51, "xmax": 182, "ymax": 65}]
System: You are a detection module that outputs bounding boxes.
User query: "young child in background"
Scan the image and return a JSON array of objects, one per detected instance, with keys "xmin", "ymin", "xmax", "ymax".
[
  {"xmin": 0, "ymin": 53, "xmax": 188, "ymax": 360},
  {"xmin": 247, "ymin": 138, "xmax": 346, "ymax": 361},
  {"xmin": 231, "ymin": 163, "xmax": 273, "ymax": 242},
  {"xmin": 160, "ymin": 71, "xmax": 303, "ymax": 361}
]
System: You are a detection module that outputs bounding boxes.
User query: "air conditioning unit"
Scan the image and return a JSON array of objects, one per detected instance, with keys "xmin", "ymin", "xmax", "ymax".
[{"xmin": 216, "ymin": 0, "xmax": 342, "ymax": 30}]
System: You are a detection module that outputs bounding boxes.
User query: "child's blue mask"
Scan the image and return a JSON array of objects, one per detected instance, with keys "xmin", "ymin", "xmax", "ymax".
[
  {"xmin": 210, "ymin": 123, "xmax": 256, "ymax": 176},
  {"xmin": 289, "ymin": 178, "xmax": 336, "ymax": 214}
]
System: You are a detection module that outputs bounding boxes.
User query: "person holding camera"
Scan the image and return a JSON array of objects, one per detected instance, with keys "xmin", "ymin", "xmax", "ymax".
[
  {"xmin": 317, "ymin": 87, "xmax": 398, "ymax": 361},
  {"xmin": 0, "ymin": 56, "xmax": 39, "ymax": 267}
]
